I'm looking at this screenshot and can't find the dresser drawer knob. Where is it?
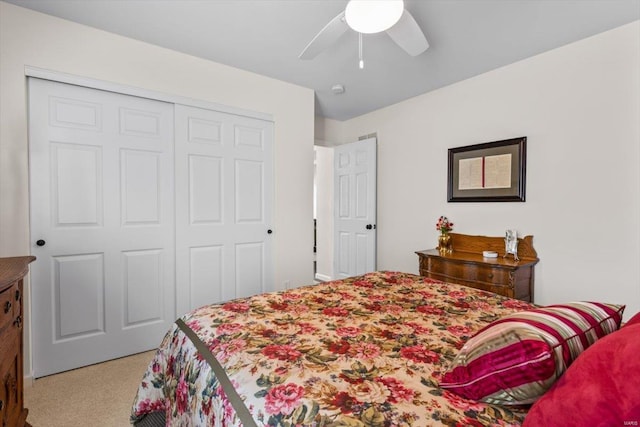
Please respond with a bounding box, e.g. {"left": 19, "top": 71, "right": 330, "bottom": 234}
{"left": 15, "top": 289, "right": 21, "bottom": 301}
{"left": 14, "top": 316, "right": 22, "bottom": 329}
{"left": 0, "top": 399, "right": 3, "bottom": 410}
{"left": 3, "top": 301, "right": 10, "bottom": 314}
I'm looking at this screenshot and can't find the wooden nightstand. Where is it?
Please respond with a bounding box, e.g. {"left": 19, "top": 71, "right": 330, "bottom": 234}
{"left": 0, "top": 256, "right": 35, "bottom": 427}
{"left": 416, "top": 233, "right": 539, "bottom": 302}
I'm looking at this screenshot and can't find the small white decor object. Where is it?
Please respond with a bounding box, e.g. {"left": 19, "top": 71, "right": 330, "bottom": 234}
{"left": 482, "top": 251, "right": 498, "bottom": 258}
{"left": 504, "top": 229, "right": 519, "bottom": 261}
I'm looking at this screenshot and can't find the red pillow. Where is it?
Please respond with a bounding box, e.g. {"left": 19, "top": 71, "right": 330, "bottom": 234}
{"left": 623, "top": 311, "right": 640, "bottom": 327}
{"left": 438, "top": 302, "right": 624, "bottom": 405}
{"left": 523, "top": 323, "right": 640, "bottom": 427}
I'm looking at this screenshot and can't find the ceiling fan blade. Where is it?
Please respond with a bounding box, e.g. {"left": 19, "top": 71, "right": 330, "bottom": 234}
{"left": 299, "top": 11, "right": 348, "bottom": 60}
{"left": 385, "top": 9, "right": 429, "bottom": 56}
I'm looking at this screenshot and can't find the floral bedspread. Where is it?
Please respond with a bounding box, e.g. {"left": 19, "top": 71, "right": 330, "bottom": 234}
{"left": 131, "top": 271, "right": 534, "bottom": 426}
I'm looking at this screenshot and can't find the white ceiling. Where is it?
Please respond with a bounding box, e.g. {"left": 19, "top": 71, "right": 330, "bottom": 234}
{"left": 6, "top": 0, "right": 639, "bottom": 120}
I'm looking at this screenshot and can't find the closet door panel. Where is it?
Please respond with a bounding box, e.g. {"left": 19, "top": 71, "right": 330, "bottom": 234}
{"left": 29, "top": 78, "right": 175, "bottom": 377}
{"left": 175, "top": 105, "right": 273, "bottom": 315}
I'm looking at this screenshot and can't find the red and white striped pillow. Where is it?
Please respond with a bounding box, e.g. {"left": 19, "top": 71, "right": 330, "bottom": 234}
{"left": 438, "top": 302, "right": 625, "bottom": 405}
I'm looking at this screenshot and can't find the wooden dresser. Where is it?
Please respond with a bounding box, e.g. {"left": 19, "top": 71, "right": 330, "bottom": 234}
{"left": 0, "top": 256, "right": 35, "bottom": 427}
{"left": 416, "top": 233, "right": 539, "bottom": 302}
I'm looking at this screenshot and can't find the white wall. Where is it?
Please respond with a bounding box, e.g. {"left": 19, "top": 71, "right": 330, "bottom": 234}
{"left": 317, "top": 21, "right": 640, "bottom": 320}
{"left": 0, "top": 2, "right": 315, "bottom": 375}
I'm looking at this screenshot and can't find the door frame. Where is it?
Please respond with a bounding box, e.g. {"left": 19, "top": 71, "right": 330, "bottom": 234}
{"left": 25, "top": 66, "right": 273, "bottom": 122}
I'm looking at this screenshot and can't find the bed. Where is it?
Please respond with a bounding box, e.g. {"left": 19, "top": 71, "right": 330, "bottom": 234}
{"left": 130, "top": 271, "right": 634, "bottom": 426}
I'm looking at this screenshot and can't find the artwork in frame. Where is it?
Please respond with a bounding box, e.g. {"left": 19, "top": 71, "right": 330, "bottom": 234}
{"left": 447, "top": 137, "right": 527, "bottom": 202}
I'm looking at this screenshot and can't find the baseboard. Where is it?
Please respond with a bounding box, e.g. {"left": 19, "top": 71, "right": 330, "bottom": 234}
{"left": 23, "top": 374, "right": 34, "bottom": 388}
{"left": 315, "top": 273, "right": 332, "bottom": 282}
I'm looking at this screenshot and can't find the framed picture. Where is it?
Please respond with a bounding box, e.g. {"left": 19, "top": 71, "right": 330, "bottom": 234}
{"left": 448, "top": 137, "right": 526, "bottom": 202}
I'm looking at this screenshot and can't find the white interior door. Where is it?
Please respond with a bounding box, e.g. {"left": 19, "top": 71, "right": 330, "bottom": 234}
{"left": 175, "top": 104, "right": 274, "bottom": 316}
{"left": 29, "top": 78, "right": 175, "bottom": 377}
{"left": 333, "top": 138, "right": 377, "bottom": 279}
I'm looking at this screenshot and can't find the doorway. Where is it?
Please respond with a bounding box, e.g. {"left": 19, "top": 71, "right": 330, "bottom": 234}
{"left": 313, "top": 137, "right": 377, "bottom": 282}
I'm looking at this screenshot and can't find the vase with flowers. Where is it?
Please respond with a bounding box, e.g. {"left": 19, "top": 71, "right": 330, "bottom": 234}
{"left": 436, "top": 216, "right": 454, "bottom": 254}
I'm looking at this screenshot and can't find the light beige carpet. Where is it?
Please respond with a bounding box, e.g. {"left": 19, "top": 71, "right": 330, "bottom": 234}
{"left": 24, "top": 351, "right": 155, "bottom": 427}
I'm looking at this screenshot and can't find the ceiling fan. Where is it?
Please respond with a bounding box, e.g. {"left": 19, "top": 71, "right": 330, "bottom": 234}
{"left": 298, "top": 0, "right": 429, "bottom": 64}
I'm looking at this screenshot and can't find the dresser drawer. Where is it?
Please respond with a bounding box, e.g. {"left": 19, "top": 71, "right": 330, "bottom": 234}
{"left": 475, "top": 266, "right": 511, "bottom": 286}
{"left": 424, "top": 257, "right": 468, "bottom": 279}
{"left": 0, "top": 282, "right": 17, "bottom": 333}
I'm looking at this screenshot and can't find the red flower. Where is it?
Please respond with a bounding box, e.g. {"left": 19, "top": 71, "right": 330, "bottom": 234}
{"left": 400, "top": 345, "right": 440, "bottom": 364}
{"left": 281, "top": 292, "right": 302, "bottom": 300}
{"left": 453, "top": 300, "right": 470, "bottom": 309}
{"left": 262, "top": 344, "right": 302, "bottom": 361}
{"left": 379, "top": 329, "right": 395, "bottom": 340}
{"left": 134, "top": 398, "right": 165, "bottom": 416}
{"left": 264, "top": 383, "right": 305, "bottom": 416}
{"left": 328, "top": 340, "right": 351, "bottom": 354}
{"left": 222, "top": 301, "right": 250, "bottom": 312}
{"left": 261, "top": 328, "right": 277, "bottom": 338}
{"left": 270, "top": 301, "right": 289, "bottom": 310}
{"left": 436, "top": 216, "right": 454, "bottom": 233}
{"left": 448, "top": 290, "right": 467, "bottom": 298}
{"left": 405, "top": 322, "right": 432, "bottom": 335}
{"left": 331, "top": 391, "right": 358, "bottom": 414}
{"left": 322, "top": 307, "right": 349, "bottom": 317}
{"left": 456, "top": 418, "right": 485, "bottom": 427}
{"left": 444, "top": 390, "right": 485, "bottom": 412}
{"left": 337, "top": 292, "right": 355, "bottom": 300}
{"left": 364, "top": 303, "right": 382, "bottom": 312}
{"left": 353, "top": 280, "right": 374, "bottom": 288}
{"left": 417, "top": 305, "right": 444, "bottom": 315}
{"left": 378, "top": 377, "right": 415, "bottom": 403}
{"left": 335, "top": 326, "right": 361, "bottom": 337}
{"left": 216, "top": 322, "right": 243, "bottom": 336}
{"left": 503, "top": 299, "right": 532, "bottom": 310}
{"left": 175, "top": 373, "right": 189, "bottom": 414}
{"left": 447, "top": 325, "right": 472, "bottom": 336}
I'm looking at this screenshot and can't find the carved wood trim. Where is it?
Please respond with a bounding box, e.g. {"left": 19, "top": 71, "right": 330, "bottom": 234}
{"left": 447, "top": 233, "right": 538, "bottom": 261}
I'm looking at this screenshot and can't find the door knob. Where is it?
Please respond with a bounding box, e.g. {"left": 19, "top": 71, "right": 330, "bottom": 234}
{"left": 366, "top": 224, "right": 373, "bottom": 230}
{"left": 267, "top": 229, "right": 273, "bottom": 234}
{"left": 36, "top": 239, "right": 46, "bottom": 246}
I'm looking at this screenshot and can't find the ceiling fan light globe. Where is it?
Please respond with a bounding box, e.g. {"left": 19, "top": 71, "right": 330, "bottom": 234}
{"left": 345, "top": 0, "right": 404, "bottom": 34}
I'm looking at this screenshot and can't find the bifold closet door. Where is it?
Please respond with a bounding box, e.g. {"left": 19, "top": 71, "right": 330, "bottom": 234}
{"left": 29, "top": 78, "right": 175, "bottom": 377}
{"left": 174, "top": 104, "right": 274, "bottom": 316}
